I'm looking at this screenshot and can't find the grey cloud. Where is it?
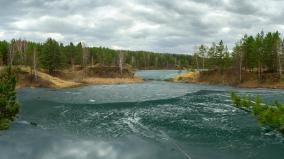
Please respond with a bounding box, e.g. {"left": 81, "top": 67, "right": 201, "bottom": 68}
{"left": 225, "top": 1, "right": 258, "bottom": 15}
{"left": 0, "top": 0, "right": 284, "bottom": 53}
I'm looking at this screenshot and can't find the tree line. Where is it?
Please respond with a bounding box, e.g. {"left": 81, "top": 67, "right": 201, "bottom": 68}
{"left": 1, "top": 31, "right": 283, "bottom": 80}
{"left": 0, "top": 38, "right": 193, "bottom": 75}
{"left": 194, "top": 31, "right": 284, "bottom": 82}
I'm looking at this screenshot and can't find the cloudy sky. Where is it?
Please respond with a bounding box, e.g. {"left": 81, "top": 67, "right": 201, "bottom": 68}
{"left": 0, "top": 0, "right": 283, "bottom": 53}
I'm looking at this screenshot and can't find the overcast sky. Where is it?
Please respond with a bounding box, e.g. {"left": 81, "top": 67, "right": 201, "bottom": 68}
{"left": 0, "top": 0, "right": 283, "bottom": 54}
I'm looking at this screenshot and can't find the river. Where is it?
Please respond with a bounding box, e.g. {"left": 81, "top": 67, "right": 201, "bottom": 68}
{"left": 0, "top": 70, "right": 284, "bottom": 159}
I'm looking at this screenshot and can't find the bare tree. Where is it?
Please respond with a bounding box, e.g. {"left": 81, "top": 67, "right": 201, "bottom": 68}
{"left": 143, "top": 53, "right": 147, "bottom": 69}
{"left": 193, "top": 46, "right": 199, "bottom": 70}
{"left": 239, "top": 49, "right": 243, "bottom": 83}
{"left": 131, "top": 56, "right": 135, "bottom": 66}
{"left": 118, "top": 50, "right": 124, "bottom": 76}
{"left": 81, "top": 42, "right": 90, "bottom": 67}
{"left": 81, "top": 42, "right": 90, "bottom": 78}
{"left": 33, "top": 47, "right": 38, "bottom": 81}
{"left": 198, "top": 45, "right": 207, "bottom": 70}
{"left": 277, "top": 38, "right": 283, "bottom": 78}
{"left": 194, "top": 53, "right": 199, "bottom": 70}
{"left": 16, "top": 39, "right": 27, "bottom": 65}
{"left": 155, "top": 56, "right": 158, "bottom": 68}
{"left": 8, "top": 39, "right": 28, "bottom": 66}
{"left": 9, "top": 39, "right": 16, "bottom": 66}
{"left": 91, "top": 54, "right": 94, "bottom": 67}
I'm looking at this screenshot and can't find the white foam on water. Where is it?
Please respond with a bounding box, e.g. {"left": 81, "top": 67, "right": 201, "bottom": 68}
{"left": 213, "top": 108, "right": 229, "bottom": 113}
{"left": 89, "top": 99, "right": 96, "bottom": 102}
{"left": 61, "top": 110, "right": 69, "bottom": 117}
{"left": 202, "top": 117, "right": 211, "bottom": 122}
{"left": 65, "top": 91, "right": 81, "bottom": 95}
{"left": 123, "top": 117, "right": 139, "bottom": 133}
{"left": 15, "top": 120, "right": 30, "bottom": 125}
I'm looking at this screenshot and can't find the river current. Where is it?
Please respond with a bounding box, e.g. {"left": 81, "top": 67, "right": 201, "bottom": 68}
{"left": 0, "top": 70, "right": 284, "bottom": 159}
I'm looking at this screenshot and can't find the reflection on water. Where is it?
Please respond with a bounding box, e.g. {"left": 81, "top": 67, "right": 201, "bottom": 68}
{"left": 1, "top": 70, "right": 284, "bottom": 159}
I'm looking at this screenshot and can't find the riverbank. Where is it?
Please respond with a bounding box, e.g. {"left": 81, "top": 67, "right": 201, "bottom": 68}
{"left": 4, "top": 70, "right": 284, "bottom": 159}
{"left": 173, "top": 70, "right": 284, "bottom": 89}
{"left": 15, "top": 66, "right": 143, "bottom": 89}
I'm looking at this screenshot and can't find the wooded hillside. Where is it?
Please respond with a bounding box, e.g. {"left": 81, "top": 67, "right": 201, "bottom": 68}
{"left": 0, "top": 38, "right": 193, "bottom": 75}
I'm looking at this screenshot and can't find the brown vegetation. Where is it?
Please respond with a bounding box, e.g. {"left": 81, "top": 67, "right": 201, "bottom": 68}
{"left": 173, "top": 72, "right": 199, "bottom": 82}
{"left": 174, "top": 69, "right": 284, "bottom": 89}
{"left": 15, "top": 66, "right": 142, "bottom": 89}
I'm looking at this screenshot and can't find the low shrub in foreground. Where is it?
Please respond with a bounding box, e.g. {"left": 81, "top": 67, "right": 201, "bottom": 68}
{"left": 230, "top": 92, "right": 284, "bottom": 134}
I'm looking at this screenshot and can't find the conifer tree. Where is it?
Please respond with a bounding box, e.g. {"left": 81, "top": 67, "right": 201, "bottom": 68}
{"left": 39, "top": 38, "right": 62, "bottom": 74}
{"left": 0, "top": 66, "right": 19, "bottom": 130}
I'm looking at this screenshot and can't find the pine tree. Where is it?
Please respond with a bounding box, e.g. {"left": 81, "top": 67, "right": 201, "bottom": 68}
{"left": 0, "top": 66, "right": 19, "bottom": 130}
{"left": 39, "top": 38, "right": 62, "bottom": 74}
{"left": 198, "top": 45, "right": 207, "bottom": 69}
{"left": 0, "top": 41, "right": 9, "bottom": 65}
{"left": 216, "top": 40, "right": 225, "bottom": 70}
{"left": 232, "top": 42, "right": 243, "bottom": 82}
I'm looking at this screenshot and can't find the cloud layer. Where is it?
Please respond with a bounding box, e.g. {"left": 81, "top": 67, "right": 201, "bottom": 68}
{"left": 0, "top": 0, "right": 284, "bottom": 53}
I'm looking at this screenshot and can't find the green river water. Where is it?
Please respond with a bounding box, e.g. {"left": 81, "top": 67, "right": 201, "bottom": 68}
{"left": 0, "top": 70, "right": 284, "bottom": 159}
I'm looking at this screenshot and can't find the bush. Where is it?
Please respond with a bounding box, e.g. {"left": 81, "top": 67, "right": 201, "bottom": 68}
{"left": 241, "top": 96, "right": 250, "bottom": 108}
{"left": 230, "top": 92, "right": 241, "bottom": 107}
{"left": 279, "top": 116, "right": 284, "bottom": 133}
{"left": 253, "top": 96, "right": 261, "bottom": 115}
{"left": 0, "top": 118, "right": 9, "bottom": 130}
{"left": 230, "top": 92, "right": 284, "bottom": 134}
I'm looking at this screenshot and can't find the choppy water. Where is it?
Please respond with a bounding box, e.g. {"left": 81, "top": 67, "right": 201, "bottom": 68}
{"left": 1, "top": 70, "right": 284, "bottom": 159}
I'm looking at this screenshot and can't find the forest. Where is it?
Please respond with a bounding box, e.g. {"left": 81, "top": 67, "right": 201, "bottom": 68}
{"left": 0, "top": 31, "right": 284, "bottom": 83}
{"left": 193, "top": 31, "right": 284, "bottom": 83}
{"left": 0, "top": 38, "right": 192, "bottom": 74}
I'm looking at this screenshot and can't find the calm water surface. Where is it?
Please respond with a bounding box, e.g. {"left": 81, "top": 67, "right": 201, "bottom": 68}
{"left": 0, "top": 70, "right": 284, "bottom": 159}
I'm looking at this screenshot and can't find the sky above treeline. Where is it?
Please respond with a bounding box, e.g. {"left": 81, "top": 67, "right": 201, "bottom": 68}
{"left": 0, "top": 0, "right": 283, "bottom": 54}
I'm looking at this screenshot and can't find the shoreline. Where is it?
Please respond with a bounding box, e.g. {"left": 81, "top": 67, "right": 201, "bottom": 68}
{"left": 172, "top": 72, "right": 284, "bottom": 90}
{"left": 173, "top": 79, "right": 284, "bottom": 90}
{"left": 16, "top": 77, "right": 144, "bottom": 89}
{"left": 15, "top": 67, "right": 144, "bottom": 89}
{"left": 197, "top": 81, "right": 284, "bottom": 90}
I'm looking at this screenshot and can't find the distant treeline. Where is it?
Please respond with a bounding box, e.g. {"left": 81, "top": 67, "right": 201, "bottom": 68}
{"left": 1, "top": 31, "right": 284, "bottom": 79}
{"left": 0, "top": 38, "right": 193, "bottom": 74}
{"left": 194, "top": 31, "right": 284, "bottom": 82}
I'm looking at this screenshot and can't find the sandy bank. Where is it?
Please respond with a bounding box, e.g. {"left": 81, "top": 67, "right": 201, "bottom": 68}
{"left": 173, "top": 71, "right": 284, "bottom": 90}
{"left": 80, "top": 77, "right": 143, "bottom": 85}
{"left": 239, "top": 81, "right": 284, "bottom": 89}
{"left": 16, "top": 67, "right": 143, "bottom": 89}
